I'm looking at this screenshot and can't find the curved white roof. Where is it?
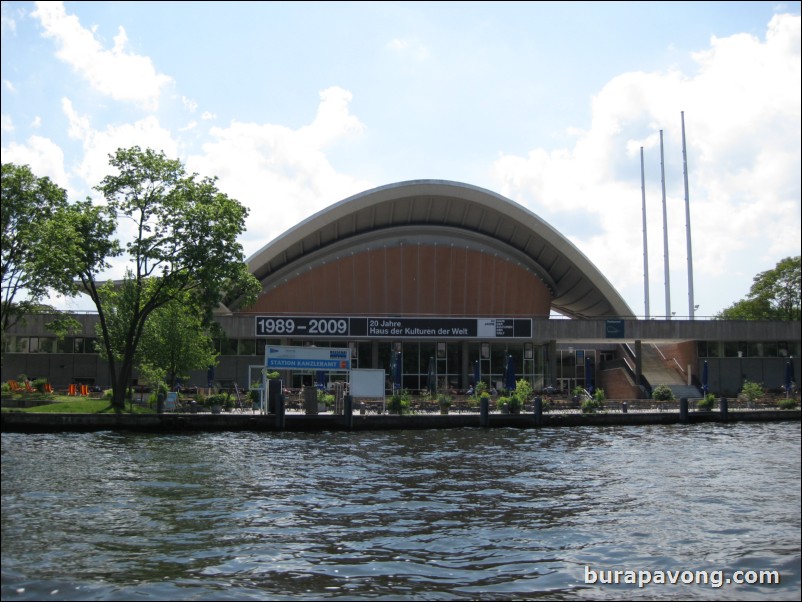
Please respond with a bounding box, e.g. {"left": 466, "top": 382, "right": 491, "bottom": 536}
{"left": 245, "top": 180, "right": 634, "bottom": 319}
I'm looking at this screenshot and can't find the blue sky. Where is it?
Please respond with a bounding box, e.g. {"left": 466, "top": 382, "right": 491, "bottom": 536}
{"left": 2, "top": 1, "right": 800, "bottom": 318}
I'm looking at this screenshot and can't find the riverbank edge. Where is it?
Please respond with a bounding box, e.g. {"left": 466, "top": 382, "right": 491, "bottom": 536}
{"left": 2, "top": 409, "right": 799, "bottom": 433}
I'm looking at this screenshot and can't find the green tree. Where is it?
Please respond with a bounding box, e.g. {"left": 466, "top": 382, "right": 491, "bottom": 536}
{"left": 48, "top": 147, "right": 260, "bottom": 409}
{"left": 1, "top": 163, "right": 69, "bottom": 351}
{"left": 716, "top": 256, "right": 801, "bottom": 321}
{"left": 510, "top": 378, "right": 533, "bottom": 413}
{"left": 135, "top": 293, "right": 220, "bottom": 388}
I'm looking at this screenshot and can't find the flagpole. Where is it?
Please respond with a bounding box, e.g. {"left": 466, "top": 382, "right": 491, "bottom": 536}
{"left": 660, "top": 130, "right": 671, "bottom": 319}
{"left": 681, "top": 111, "right": 695, "bottom": 320}
{"left": 641, "top": 146, "right": 650, "bottom": 319}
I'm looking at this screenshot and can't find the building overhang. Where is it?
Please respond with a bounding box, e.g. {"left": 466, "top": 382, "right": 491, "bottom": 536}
{"left": 242, "top": 180, "right": 635, "bottom": 319}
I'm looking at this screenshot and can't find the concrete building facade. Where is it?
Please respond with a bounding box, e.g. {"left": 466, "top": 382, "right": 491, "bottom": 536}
{"left": 2, "top": 180, "right": 799, "bottom": 398}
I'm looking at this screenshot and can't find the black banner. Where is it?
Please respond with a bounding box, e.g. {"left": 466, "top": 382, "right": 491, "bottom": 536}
{"left": 256, "top": 316, "right": 532, "bottom": 339}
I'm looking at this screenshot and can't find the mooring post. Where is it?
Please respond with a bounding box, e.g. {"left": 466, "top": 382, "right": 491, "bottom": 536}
{"left": 534, "top": 396, "right": 542, "bottom": 426}
{"left": 276, "top": 392, "right": 286, "bottom": 431}
{"left": 343, "top": 394, "right": 353, "bottom": 430}
{"left": 480, "top": 396, "right": 489, "bottom": 427}
{"left": 679, "top": 397, "right": 689, "bottom": 423}
{"left": 719, "top": 396, "right": 728, "bottom": 422}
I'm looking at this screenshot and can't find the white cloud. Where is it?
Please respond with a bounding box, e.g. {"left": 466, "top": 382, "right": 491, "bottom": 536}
{"left": 1, "top": 2, "right": 18, "bottom": 34}
{"left": 386, "top": 37, "right": 430, "bottom": 60}
{"left": 0, "top": 135, "right": 71, "bottom": 192}
{"left": 187, "top": 86, "right": 371, "bottom": 259}
{"left": 492, "top": 13, "right": 801, "bottom": 315}
{"left": 60, "top": 97, "right": 179, "bottom": 189}
{"left": 3, "top": 79, "right": 16, "bottom": 93}
{"left": 201, "top": 111, "right": 216, "bottom": 121}
{"left": 182, "top": 96, "right": 198, "bottom": 113}
{"left": 1, "top": 114, "right": 13, "bottom": 132}
{"left": 31, "top": 1, "right": 172, "bottom": 111}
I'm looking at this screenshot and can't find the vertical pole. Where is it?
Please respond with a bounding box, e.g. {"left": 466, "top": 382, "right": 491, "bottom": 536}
{"left": 276, "top": 390, "right": 285, "bottom": 431}
{"left": 641, "top": 146, "right": 650, "bottom": 319}
{"left": 660, "top": 130, "right": 671, "bottom": 319}
{"left": 343, "top": 394, "right": 353, "bottom": 430}
{"left": 681, "top": 111, "right": 695, "bottom": 320}
{"left": 679, "top": 397, "right": 688, "bottom": 423}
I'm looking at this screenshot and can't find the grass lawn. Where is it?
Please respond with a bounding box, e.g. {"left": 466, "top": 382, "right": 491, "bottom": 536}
{"left": 1, "top": 393, "right": 154, "bottom": 414}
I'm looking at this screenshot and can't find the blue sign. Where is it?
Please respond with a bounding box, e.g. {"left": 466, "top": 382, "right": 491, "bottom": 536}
{"left": 265, "top": 346, "right": 351, "bottom": 371}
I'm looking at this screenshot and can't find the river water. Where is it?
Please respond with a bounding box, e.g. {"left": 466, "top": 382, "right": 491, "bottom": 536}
{"left": 1, "top": 422, "right": 800, "bottom": 601}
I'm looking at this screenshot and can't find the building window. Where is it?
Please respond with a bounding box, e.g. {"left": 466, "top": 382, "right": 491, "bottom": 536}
{"left": 238, "top": 339, "right": 256, "bottom": 356}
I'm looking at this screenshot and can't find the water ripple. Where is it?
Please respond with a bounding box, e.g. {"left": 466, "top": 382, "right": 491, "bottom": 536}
{"left": 2, "top": 423, "right": 800, "bottom": 600}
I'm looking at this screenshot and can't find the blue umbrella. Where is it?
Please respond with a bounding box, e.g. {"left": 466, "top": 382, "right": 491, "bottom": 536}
{"left": 316, "top": 370, "right": 327, "bottom": 390}
{"left": 393, "top": 352, "right": 402, "bottom": 392}
{"left": 701, "top": 360, "right": 709, "bottom": 395}
{"left": 585, "top": 356, "right": 593, "bottom": 394}
{"left": 473, "top": 360, "right": 480, "bottom": 389}
{"left": 785, "top": 360, "right": 793, "bottom": 397}
{"left": 207, "top": 365, "right": 215, "bottom": 388}
{"left": 505, "top": 355, "right": 516, "bottom": 392}
{"left": 427, "top": 357, "right": 437, "bottom": 394}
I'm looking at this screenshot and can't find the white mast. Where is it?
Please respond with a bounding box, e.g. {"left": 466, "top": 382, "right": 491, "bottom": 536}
{"left": 641, "top": 146, "right": 650, "bottom": 319}
{"left": 660, "top": 130, "right": 671, "bottom": 319}
{"left": 681, "top": 111, "right": 695, "bottom": 320}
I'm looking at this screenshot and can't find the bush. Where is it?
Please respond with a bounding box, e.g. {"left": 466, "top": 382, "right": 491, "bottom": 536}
{"left": 388, "top": 389, "right": 411, "bottom": 414}
{"left": 205, "top": 393, "right": 228, "bottom": 408}
{"left": 652, "top": 385, "right": 675, "bottom": 401}
{"left": 496, "top": 395, "right": 511, "bottom": 411}
{"left": 740, "top": 381, "right": 764, "bottom": 404}
{"left": 581, "top": 397, "right": 604, "bottom": 413}
{"left": 697, "top": 393, "right": 716, "bottom": 411}
{"left": 778, "top": 398, "right": 798, "bottom": 410}
{"left": 317, "top": 389, "right": 335, "bottom": 408}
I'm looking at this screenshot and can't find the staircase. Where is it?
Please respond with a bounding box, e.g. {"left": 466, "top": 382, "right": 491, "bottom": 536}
{"left": 641, "top": 344, "right": 703, "bottom": 400}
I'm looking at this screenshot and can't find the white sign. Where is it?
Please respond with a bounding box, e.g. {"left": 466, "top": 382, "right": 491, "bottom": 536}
{"left": 265, "top": 345, "right": 351, "bottom": 371}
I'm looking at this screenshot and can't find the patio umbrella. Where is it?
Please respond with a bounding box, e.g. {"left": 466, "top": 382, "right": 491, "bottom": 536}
{"left": 701, "top": 360, "right": 709, "bottom": 395}
{"left": 393, "top": 352, "right": 402, "bottom": 392}
{"left": 207, "top": 365, "right": 215, "bottom": 388}
{"left": 505, "top": 355, "right": 516, "bottom": 392}
{"left": 316, "top": 370, "right": 327, "bottom": 390}
{"left": 427, "top": 356, "right": 437, "bottom": 395}
{"left": 473, "top": 360, "right": 480, "bottom": 389}
{"left": 785, "top": 360, "right": 793, "bottom": 397}
{"left": 585, "top": 356, "right": 593, "bottom": 394}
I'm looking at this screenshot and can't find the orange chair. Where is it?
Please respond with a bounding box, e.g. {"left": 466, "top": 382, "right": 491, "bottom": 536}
{"left": 80, "top": 384, "right": 89, "bottom": 396}
{"left": 44, "top": 383, "right": 53, "bottom": 393}
{"left": 8, "top": 380, "right": 22, "bottom": 393}
{"left": 68, "top": 384, "right": 77, "bottom": 396}
{"left": 24, "top": 381, "right": 35, "bottom": 393}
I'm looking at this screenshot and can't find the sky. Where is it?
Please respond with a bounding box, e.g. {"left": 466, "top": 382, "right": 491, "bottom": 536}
{"left": 2, "top": 1, "right": 800, "bottom": 319}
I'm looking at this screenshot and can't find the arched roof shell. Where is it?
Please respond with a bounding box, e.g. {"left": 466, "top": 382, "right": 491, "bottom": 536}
{"left": 245, "top": 180, "right": 634, "bottom": 319}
